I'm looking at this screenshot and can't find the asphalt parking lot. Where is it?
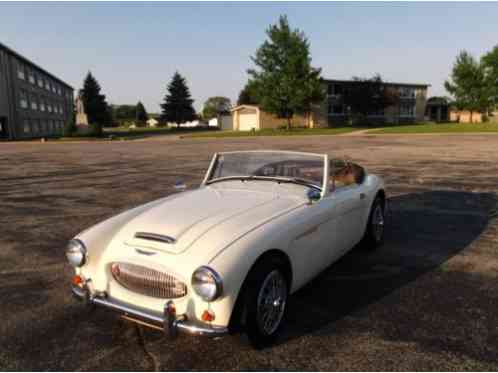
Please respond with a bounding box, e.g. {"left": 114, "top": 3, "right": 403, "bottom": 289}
{"left": 1, "top": 134, "right": 497, "bottom": 371}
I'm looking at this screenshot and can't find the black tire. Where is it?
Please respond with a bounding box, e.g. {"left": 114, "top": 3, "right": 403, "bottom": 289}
{"left": 244, "top": 257, "right": 289, "bottom": 349}
{"left": 361, "top": 196, "right": 385, "bottom": 249}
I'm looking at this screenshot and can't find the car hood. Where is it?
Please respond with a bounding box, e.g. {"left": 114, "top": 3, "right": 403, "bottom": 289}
{"left": 109, "top": 183, "right": 306, "bottom": 257}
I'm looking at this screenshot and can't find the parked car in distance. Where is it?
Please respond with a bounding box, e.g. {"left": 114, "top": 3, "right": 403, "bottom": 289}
{"left": 67, "top": 150, "right": 386, "bottom": 348}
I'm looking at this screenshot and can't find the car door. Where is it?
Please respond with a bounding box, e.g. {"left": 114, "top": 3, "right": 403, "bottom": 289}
{"left": 331, "top": 183, "right": 368, "bottom": 253}
{"left": 287, "top": 196, "right": 342, "bottom": 287}
{"left": 317, "top": 160, "right": 369, "bottom": 260}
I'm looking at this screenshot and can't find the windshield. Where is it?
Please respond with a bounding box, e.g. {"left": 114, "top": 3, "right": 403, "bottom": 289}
{"left": 206, "top": 151, "right": 326, "bottom": 189}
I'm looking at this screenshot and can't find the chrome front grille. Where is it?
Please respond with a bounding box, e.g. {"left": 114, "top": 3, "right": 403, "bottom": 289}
{"left": 110, "top": 262, "right": 187, "bottom": 299}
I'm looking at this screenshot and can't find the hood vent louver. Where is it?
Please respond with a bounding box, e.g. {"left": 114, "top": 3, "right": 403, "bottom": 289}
{"left": 134, "top": 232, "right": 176, "bottom": 244}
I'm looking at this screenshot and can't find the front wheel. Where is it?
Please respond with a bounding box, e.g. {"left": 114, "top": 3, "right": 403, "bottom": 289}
{"left": 244, "top": 259, "right": 289, "bottom": 349}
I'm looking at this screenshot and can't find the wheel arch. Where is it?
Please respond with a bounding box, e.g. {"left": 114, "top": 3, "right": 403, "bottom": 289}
{"left": 227, "top": 248, "right": 292, "bottom": 333}
{"left": 377, "top": 188, "right": 386, "bottom": 208}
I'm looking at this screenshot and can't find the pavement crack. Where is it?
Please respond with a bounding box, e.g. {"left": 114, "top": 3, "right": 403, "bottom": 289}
{"left": 135, "top": 325, "right": 161, "bottom": 371}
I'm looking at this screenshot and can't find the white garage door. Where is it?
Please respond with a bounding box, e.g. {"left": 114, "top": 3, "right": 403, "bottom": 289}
{"left": 239, "top": 113, "right": 258, "bottom": 131}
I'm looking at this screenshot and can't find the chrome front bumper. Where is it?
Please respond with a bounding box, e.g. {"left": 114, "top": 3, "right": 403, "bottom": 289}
{"left": 71, "top": 281, "right": 228, "bottom": 338}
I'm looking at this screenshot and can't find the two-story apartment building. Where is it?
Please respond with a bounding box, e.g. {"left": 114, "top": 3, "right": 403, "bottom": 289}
{"left": 315, "top": 79, "right": 430, "bottom": 126}
{"left": 0, "top": 42, "right": 74, "bottom": 140}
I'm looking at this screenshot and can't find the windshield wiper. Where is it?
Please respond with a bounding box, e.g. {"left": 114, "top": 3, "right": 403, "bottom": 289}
{"left": 206, "top": 175, "right": 259, "bottom": 185}
{"left": 271, "top": 177, "right": 321, "bottom": 190}
{"left": 206, "top": 175, "right": 321, "bottom": 190}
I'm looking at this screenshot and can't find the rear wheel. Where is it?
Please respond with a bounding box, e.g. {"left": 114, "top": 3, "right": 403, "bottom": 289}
{"left": 361, "top": 196, "right": 385, "bottom": 249}
{"left": 244, "top": 258, "right": 289, "bottom": 349}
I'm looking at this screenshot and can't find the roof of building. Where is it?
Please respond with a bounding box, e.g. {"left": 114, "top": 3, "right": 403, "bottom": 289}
{"left": 322, "top": 78, "right": 430, "bottom": 88}
{"left": 0, "top": 41, "right": 73, "bottom": 90}
{"left": 230, "top": 104, "right": 259, "bottom": 112}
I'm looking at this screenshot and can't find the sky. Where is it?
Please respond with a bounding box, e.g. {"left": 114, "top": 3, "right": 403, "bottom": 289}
{"left": 1, "top": 2, "right": 497, "bottom": 113}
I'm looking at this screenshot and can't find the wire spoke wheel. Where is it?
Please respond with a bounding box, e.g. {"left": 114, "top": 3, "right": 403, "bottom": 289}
{"left": 372, "top": 203, "right": 384, "bottom": 242}
{"left": 256, "top": 270, "right": 287, "bottom": 336}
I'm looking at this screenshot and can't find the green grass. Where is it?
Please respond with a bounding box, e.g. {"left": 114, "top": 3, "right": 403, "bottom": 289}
{"left": 369, "top": 122, "right": 498, "bottom": 134}
{"left": 182, "top": 127, "right": 364, "bottom": 138}
{"left": 45, "top": 126, "right": 217, "bottom": 142}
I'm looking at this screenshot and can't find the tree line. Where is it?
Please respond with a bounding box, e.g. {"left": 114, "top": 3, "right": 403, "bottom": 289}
{"left": 75, "top": 16, "right": 497, "bottom": 135}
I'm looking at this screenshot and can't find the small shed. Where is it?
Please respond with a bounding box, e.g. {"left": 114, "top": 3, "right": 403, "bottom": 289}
{"left": 230, "top": 105, "right": 314, "bottom": 131}
{"left": 147, "top": 118, "right": 159, "bottom": 127}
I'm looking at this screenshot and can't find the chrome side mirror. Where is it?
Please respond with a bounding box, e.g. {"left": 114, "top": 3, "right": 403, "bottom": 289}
{"left": 307, "top": 189, "right": 321, "bottom": 204}
{"left": 174, "top": 180, "right": 187, "bottom": 192}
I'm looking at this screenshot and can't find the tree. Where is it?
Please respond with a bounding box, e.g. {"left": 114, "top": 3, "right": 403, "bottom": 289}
{"left": 248, "top": 15, "right": 324, "bottom": 130}
{"left": 202, "top": 96, "right": 231, "bottom": 120}
{"left": 79, "top": 72, "right": 111, "bottom": 135}
{"left": 342, "top": 74, "right": 399, "bottom": 125}
{"left": 237, "top": 81, "right": 259, "bottom": 105}
{"left": 160, "top": 72, "right": 196, "bottom": 127}
{"left": 135, "top": 101, "right": 148, "bottom": 123}
{"left": 444, "top": 51, "right": 488, "bottom": 121}
{"left": 482, "top": 45, "right": 498, "bottom": 113}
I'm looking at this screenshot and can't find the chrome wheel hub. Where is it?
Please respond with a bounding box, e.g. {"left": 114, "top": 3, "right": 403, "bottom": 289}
{"left": 372, "top": 204, "right": 385, "bottom": 242}
{"left": 257, "top": 270, "right": 287, "bottom": 336}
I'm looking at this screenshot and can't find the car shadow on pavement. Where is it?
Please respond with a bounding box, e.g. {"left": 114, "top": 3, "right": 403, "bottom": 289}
{"left": 279, "top": 190, "right": 495, "bottom": 345}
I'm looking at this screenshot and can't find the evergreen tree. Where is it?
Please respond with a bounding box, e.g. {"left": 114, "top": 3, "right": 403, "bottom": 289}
{"left": 248, "top": 15, "right": 324, "bottom": 129}
{"left": 79, "top": 72, "right": 111, "bottom": 134}
{"left": 135, "top": 101, "right": 148, "bottom": 123}
{"left": 160, "top": 72, "right": 196, "bottom": 127}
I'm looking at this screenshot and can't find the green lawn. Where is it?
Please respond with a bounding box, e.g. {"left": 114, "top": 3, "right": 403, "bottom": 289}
{"left": 369, "top": 122, "right": 498, "bottom": 134}
{"left": 183, "top": 127, "right": 364, "bottom": 138}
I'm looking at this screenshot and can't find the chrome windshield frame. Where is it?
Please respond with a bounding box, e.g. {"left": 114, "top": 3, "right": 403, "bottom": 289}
{"left": 201, "top": 151, "right": 330, "bottom": 198}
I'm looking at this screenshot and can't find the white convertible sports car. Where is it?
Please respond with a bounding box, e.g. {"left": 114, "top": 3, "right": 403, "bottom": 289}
{"left": 67, "top": 150, "right": 386, "bottom": 348}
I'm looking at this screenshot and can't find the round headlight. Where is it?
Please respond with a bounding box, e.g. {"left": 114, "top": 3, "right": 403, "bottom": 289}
{"left": 66, "top": 239, "right": 87, "bottom": 267}
{"left": 191, "top": 266, "right": 223, "bottom": 302}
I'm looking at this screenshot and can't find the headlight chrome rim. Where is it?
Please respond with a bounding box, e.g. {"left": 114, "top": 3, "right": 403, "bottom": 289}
{"left": 66, "top": 239, "right": 87, "bottom": 267}
{"left": 191, "top": 266, "right": 223, "bottom": 302}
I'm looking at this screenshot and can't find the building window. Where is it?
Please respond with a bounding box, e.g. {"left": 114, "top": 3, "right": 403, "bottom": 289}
{"left": 399, "top": 104, "right": 415, "bottom": 117}
{"left": 45, "top": 80, "right": 51, "bottom": 91}
{"left": 328, "top": 104, "right": 345, "bottom": 116}
{"left": 37, "top": 76, "right": 44, "bottom": 88}
{"left": 40, "top": 119, "right": 47, "bottom": 134}
{"left": 31, "top": 119, "right": 39, "bottom": 135}
{"left": 30, "top": 96, "right": 38, "bottom": 111}
{"left": 23, "top": 119, "right": 30, "bottom": 134}
{"left": 28, "top": 70, "right": 36, "bottom": 85}
{"left": 28, "top": 71, "right": 35, "bottom": 85}
{"left": 368, "top": 108, "right": 385, "bottom": 117}
{"left": 399, "top": 87, "right": 416, "bottom": 99}
{"left": 19, "top": 90, "right": 28, "bottom": 109}
{"left": 60, "top": 105, "right": 64, "bottom": 115}
{"left": 328, "top": 83, "right": 343, "bottom": 97}
{"left": 40, "top": 100, "right": 46, "bottom": 112}
{"left": 47, "top": 103, "right": 52, "bottom": 113}
{"left": 57, "top": 86, "right": 62, "bottom": 95}
{"left": 17, "top": 63, "right": 25, "bottom": 80}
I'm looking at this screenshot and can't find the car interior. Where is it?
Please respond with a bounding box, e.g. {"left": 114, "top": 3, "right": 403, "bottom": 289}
{"left": 331, "top": 160, "right": 365, "bottom": 190}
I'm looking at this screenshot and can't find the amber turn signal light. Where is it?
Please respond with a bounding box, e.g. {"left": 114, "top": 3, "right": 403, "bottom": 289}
{"left": 72, "top": 275, "right": 84, "bottom": 286}
{"left": 201, "top": 309, "right": 215, "bottom": 322}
